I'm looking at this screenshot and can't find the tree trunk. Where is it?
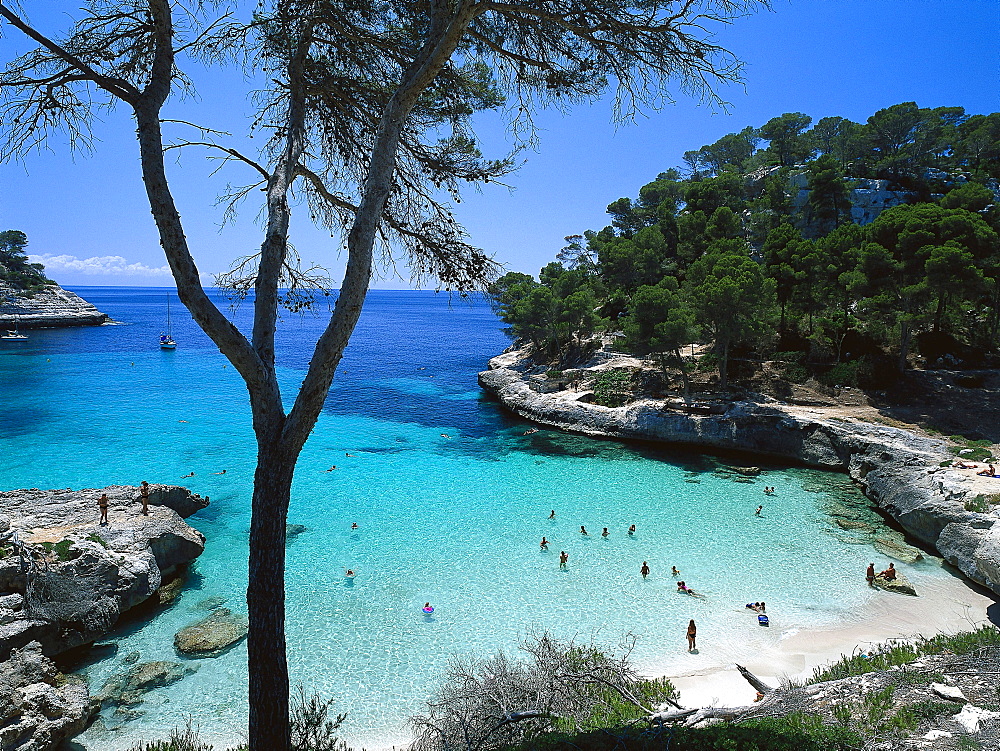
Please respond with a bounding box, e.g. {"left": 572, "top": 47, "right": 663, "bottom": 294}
{"left": 898, "top": 320, "right": 912, "bottom": 373}
{"left": 719, "top": 339, "right": 729, "bottom": 391}
{"left": 673, "top": 348, "right": 691, "bottom": 402}
{"left": 247, "top": 437, "right": 297, "bottom": 751}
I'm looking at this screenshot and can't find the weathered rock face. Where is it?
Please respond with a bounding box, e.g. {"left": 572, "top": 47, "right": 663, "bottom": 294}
{"left": 0, "top": 282, "right": 108, "bottom": 329}
{"left": 0, "top": 485, "right": 207, "bottom": 660}
{"left": 872, "top": 571, "right": 918, "bottom": 596}
{"left": 479, "top": 349, "right": 1000, "bottom": 598}
{"left": 174, "top": 607, "right": 248, "bottom": 656}
{"left": 0, "top": 641, "right": 94, "bottom": 751}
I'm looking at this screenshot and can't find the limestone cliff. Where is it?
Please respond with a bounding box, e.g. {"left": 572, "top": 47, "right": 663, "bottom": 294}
{"left": 479, "top": 349, "right": 1000, "bottom": 598}
{"left": 0, "top": 281, "right": 109, "bottom": 329}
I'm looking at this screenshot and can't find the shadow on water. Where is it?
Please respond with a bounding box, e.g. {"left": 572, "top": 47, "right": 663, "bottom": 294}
{"left": 0, "top": 406, "right": 48, "bottom": 439}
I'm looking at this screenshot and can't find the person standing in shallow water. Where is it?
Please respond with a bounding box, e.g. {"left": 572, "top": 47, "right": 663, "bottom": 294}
{"left": 686, "top": 619, "right": 697, "bottom": 651}
{"left": 641, "top": 561, "right": 650, "bottom": 579}
{"left": 139, "top": 481, "right": 149, "bottom": 516}
{"left": 559, "top": 551, "right": 568, "bottom": 568}
{"left": 98, "top": 493, "right": 109, "bottom": 526}
{"left": 866, "top": 563, "right": 876, "bottom": 586}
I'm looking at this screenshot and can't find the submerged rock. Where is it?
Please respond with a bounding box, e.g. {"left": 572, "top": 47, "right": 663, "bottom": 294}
{"left": 873, "top": 537, "right": 924, "bottom": 564}
{"left": 157, "top": 576, "right": 185, "bottom": 605}
{"left": 95, "top": 660, "right": 197, "bottom": 708}
{"left": 835, "top": 518, "right": 875, "bottom": 533}
{"left": 873, "top": 571, "right": 918, "bottom": 596}
{"left": 174, "top": 607, "right": 248, "bottom": 656}
{"left": 286, "top": 523, "right": 308, "bottom": 540}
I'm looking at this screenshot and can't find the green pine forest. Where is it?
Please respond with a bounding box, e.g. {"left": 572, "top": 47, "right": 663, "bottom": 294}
{"left": 488, "top": 103, "right": 1000, "bottom": 395}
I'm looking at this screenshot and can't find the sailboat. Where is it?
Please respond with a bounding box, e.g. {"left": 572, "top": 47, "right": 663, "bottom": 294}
{"left": 1, "top": 313, "right": 28, "bottom": 340}
{"left": 159, "top": 294, "right": 177, "bottom": 349}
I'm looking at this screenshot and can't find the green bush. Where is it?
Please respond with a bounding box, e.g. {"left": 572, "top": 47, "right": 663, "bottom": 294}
{"left": 39, "top": 539, "right": 76, "bottom": 562}
{"left": 818, "top": 361, "right": 858, "bottom": 388}
{"left": 696, "top": 352, "right": 719, "bottom": 372}
{"left": 593, "top": 368, "right": 635, "bottom": 407}
{"left": 783, "top": 363, "right": 810, "bottom": 384}
{"left": 546, "top": 369, "right": 564, "bottom": 379}
{"left": 86, "top": 533, "right": 108, "bottom": 548}
{"left": 965, "top": 495, "right": 991, "bottom": 513}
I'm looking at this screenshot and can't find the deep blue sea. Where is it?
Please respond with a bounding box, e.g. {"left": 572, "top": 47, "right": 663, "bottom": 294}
{"left": 0, "top": 288, "right": 963, "bottom": 749}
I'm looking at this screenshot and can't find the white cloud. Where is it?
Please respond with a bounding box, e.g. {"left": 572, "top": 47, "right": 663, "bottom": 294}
{"left": 28, "top": 253, "right": 172, "bottom": 277}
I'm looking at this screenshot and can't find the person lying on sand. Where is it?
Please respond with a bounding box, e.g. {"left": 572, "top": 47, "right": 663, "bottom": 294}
{"left": 953, "top": 460, "right": 977, "bottom": 469}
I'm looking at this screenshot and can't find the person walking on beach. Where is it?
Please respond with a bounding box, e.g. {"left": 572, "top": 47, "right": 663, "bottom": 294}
{"left": 139, "top": 481, "right": 149, "bottom": 516}
{"left": 641, "top": 561, "right": 650, "bottom": 580}
{"left": 686, "top": 619, "right": 697, "bottom": 652}
{"left": 559, "top": 551, "right": 568, "bottom": 568}
{"left": 866, "top": 563, "right": 876, "bottom": 586}
{"left": 98, "top": 493, "right": 109, "bottom": 526}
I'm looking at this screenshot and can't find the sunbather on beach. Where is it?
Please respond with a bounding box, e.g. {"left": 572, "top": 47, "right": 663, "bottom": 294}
{"left": 977, "top": 464, "right": 996, "bottom": 477}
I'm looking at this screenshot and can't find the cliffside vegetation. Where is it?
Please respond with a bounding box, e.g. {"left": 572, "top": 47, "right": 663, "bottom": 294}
{"left": 489, "top": 103, "right": 1000, "bottom": 390}
{"left": 0, "top": 229, "right": 51, "bottom": 293}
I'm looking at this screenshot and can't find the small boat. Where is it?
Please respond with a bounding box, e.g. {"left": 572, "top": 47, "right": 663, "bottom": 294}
{"left": 1, "top": 314, "right": 27, "bottom": 340}
{"left": 160, "top": 294, "right": 176, "bottom": 350}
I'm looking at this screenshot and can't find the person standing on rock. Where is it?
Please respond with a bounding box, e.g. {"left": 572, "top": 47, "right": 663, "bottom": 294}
{"left": 139, "top": 481, "right": 150, "bottom": 516}
{"left": 98, "top": 493, "right": 109, "bottom": 526}
{"left": 866, "top": 563, "right": 876, "bottom": 586}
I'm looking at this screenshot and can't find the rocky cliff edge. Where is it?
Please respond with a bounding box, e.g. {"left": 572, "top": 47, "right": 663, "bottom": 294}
{"left": 479, "top": 349, "right": 1000, "bottom": 598}
{"left": 0, "top": 282, "right": 109, "bottom": 329}
{"left": 0, "top": 484, "right": 208, "bottom": 660}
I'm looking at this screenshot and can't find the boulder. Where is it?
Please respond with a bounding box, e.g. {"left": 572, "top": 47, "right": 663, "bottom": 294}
{"left": 95, "top": 660, "right": 197, "bottom": 707}
{"left": 0, "top": 641, "right": 94, "bottom": 751}
{"left": 157, "top": 576, "right": 185, "bottom": 605}
{"left": 872, "top": 571, "right": 917, "bottom": 596}
{"left": 174, "top": 608, "right": 248, "bottom": 656}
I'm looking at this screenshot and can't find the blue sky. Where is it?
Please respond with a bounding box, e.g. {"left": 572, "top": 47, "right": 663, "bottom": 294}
{"left": 1, "top": 0, "right": 998, "bottom": 287}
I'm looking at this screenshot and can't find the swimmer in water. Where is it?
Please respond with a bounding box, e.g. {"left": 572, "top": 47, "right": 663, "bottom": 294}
{"left": 346, "top": 453, "right": 355, "bottom": 457}
{"left": 548, "top": 510, "right": 556, "bottom": 519}
{"left": 440, "top": 433, "right": 451, "bottom": 439}
{"left": 580, "top": 525, "right": 588, "bottom": 535}
{"left": 181, "top": 472, "right": 195, "bottom": 479}
{"left": 671, "top": 566, "right": 680, "bottom": 576}
{"left": 559, "top": 551, "right": 568, "bottom": 568}
{"left": 641, "top": 561, "right": 650, "bottom": 579}
{"left": 628, "top": 524, "right": 636, "bottom": 535}
{"left": 351, "top": 523, "right": 358, "bottom": 530}
{"left": 345, "top": 569, "right": 356, "bottom": 578}
{"left": 601, "top": 527, "right": 609, "bottom": 537}
{"left": 523, "top": 428, "right": 538, "bottom": 435}
{"left": 423, "top": 602, "right": 433, "bottom": 612}
{"left": 540, "top": 536, "right": 549, "bottom": 549}
{"left": 325, "top": 466, "right": 337, "bottom": 472}
{"left": 755, "top": 505, "right": 763, "bottom": 516}
{"left": 211, "top": 469, "right": 227, "bottom": 475}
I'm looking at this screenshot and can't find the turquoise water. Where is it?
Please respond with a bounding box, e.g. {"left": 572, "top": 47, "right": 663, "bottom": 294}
{"left": 0, "top": 289, "right": 955, "bottom": 749}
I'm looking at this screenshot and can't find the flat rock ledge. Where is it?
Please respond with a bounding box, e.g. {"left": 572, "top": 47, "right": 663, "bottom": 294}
{"left": 479, "top": 349, "right": 1000, "bottom": 598}
{"left": 0, "top": 282, "right": 109, "bottom": 329}
{"left": 0, "top": 485, "right": 207, "bottom": 750}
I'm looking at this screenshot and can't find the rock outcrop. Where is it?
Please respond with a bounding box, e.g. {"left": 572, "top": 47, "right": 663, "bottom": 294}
{"left": 0, "top": 282, "right": 108, "bottom": 329}
{"left": 94, "top": 660, "right": 197, "bottom": 709}
{"left": 0, "top": 641, "right": 94, "bottom": 751}
{"left": 0, "top": 484, "right": 208, "bottom": 659}
{"left": 479, "top": 349, "right": 1000, "bottom": 598}
{"left": 174, "top": 607, "right": 248, "bottom": 656}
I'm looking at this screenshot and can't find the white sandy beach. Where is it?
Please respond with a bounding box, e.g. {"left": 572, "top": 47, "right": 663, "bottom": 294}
{"left": 665, "top": 565, "right": 998, "bottom": 709}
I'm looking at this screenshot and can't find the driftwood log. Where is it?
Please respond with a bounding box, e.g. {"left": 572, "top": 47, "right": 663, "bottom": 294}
{"left": 648, "top": 664, "right": 777, "bottom": 727}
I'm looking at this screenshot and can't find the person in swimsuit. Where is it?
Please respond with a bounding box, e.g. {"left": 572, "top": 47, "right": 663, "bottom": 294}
{"left": 641, "top": 561, "right": 650, "bottom": 579}
{"left": 580, "top": 526, "right": 588, "bottom": 535}
{"left": 755, "top": 505, "right": 763, "bottom": 516}
{"left": 540, "top": 537, "right": 549, "bottom": 549}
{"left": 628, "top": 524, "right": 636, "bottom": 535}
{"left": 559, "top": 551, "right": 568, "bottom": 568}
{"left": 686, "top": 620, "right": 697, "bottom": 651}
{"left": 181, "top": 471, "right": 195, "bottom": 479}
{"left": 866, "top": 563, "right": 876, "bottom": 586}
{"left": 601, "top": 527, "right": 609, "bottom": 537}
{"left": 139, "top": 481, "right": 149, "bottom": 516}
{"left": 671, "top": 566, "right": 680, "bottom": 576}
{"left": 548, "top": 510, "right": 556, "bottom": 519}
{"left": 98, "top": 493, "right": 109, "bottom": 525}
{"left": 879, "top": 563, "right": 897, "bottom": 580}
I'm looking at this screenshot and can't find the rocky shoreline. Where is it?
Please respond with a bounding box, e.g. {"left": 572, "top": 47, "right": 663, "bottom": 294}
{"left": 478, "top": 349, "right": 1000, "bottom": 599}
{"left": 0, "top": 484, "right": 207, "bottom": 750}
{"left": 0, "top": 282, "right": 109, "bottom": 329}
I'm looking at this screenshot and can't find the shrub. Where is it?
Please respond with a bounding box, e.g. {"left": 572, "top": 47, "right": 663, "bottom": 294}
{"left": 818, "top": 361, "right": 858, "bottom": 388}
{"left": 39, "top": 539, "right": 76, "bottom": 562}
{"left": 86, "top": 533, "right": 108, "bottom": 548}
{"left": 592, "top": 368, "right": 635, "bottom": 407}
{"left": 696, "top": 352, "right": 719, "bottom": 372}
{"left": 965, "top": 495, "right": 991, "bottom": 513}
{"left": 783, "top": 363, "right": 810, "bottom": 384}
{"left": 546, "top": 369, "right": 564, "bottom": 379}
